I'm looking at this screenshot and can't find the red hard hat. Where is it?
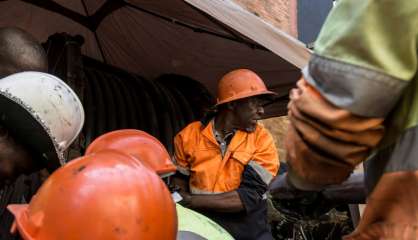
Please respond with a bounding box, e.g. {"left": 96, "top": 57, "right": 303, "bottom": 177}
{"left": 86, "top": 129, "right": 176, "bottom": 176}
{"left": 216, "top": 69, "right": 276, "bottom": 105}
{"left": 8, "top": 150, "right": 177, "bottom": 240}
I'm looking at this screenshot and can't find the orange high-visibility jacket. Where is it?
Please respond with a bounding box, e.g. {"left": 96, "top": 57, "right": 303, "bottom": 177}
{"left": 174, "top": 121, "right": 279, "bottom": 194}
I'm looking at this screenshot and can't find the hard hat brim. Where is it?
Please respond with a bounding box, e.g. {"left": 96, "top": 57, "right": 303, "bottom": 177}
{"left": 86, "top": 129, "right": 177, "bottom": 175}
{"left": 7, "top": 204, "right": 27, "bottom": 222}
{"left": 7, "top": 204, "right": 32, "bottom": 240}
{"left": 0, "top": 92, "right": 63, "bottom": 171}
{"left": 216, "top": 89, "right": 277, "bottom": 106}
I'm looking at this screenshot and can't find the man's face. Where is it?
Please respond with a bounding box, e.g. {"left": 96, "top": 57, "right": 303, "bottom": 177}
{"left": 231, "top": 96, "right": 265, "bottom": 132}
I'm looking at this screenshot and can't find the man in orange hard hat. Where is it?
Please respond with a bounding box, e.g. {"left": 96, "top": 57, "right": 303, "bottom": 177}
{"left": 173, "top": 69, "right": 279, "bottom": 240}
{"left": 7, "top": 144, "right": 177, "bottom": 240}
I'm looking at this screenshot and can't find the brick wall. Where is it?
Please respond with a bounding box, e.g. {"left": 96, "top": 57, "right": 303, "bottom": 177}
{"left": 233, "top": 0, "right": 298, "bottom": 37}
{"left": 233, "top": 0, "right": 295, "bottom": 162}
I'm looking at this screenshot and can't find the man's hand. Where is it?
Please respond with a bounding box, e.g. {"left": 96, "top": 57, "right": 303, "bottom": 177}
{"left": 171, "top": 174, "right": 189, "bottom": 192}
{"left": 178, "top": 189, "right": 193, "bottom": 208}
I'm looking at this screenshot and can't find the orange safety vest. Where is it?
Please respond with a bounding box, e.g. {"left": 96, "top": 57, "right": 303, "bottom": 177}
{"left": 174, "top": 121, "right": 279, "bottom": 194}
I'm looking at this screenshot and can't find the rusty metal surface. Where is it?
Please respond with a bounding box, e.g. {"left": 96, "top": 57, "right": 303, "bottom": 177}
{"left": 130, "top": 74, "right": 160, "bottom": 138}
{"left": 63, "top": 64, "right": 218, "bottom": 156}
{"left": 165, "top": 84, "right": 195, "bottom": 125}
{"left": 121, "top": 73, "right": 145, "bottom": 130}
{"left": 86, "top": 68, "right": 107, "bottom": 140}
{"left": 143, "top": 78, "right": 174, "bottom": 154}
{"left": 95, "top": 70, "right": 118, "bottom": 131}
{"left": 44, "top": 33, "right": 217, "bottom": 158}
{"left": 156, "top": 74, "right": 215, "bottom": 120}
{"left": 116, "top": 73, "right": 139, "bottom": 129}
{"left": 47, "top": 37, "right": 216, "bottom": 155}
{"left": 156, "top": 81, "right": 182, "bottom": 134}
{"left": 82, "top": 69, "right": 96, "bottom": 146}
{"left": 105, "top": 71, "right": 129, "bottom": 129}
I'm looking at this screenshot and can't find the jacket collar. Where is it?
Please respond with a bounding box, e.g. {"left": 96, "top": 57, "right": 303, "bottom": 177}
{"left": 201, "top": 119, "right": 248, "bottom": 152}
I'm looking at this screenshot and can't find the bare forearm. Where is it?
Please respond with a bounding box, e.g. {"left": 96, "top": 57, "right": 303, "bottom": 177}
{"left": 171, "top": 175, "right": 189, "bottom": 192}
{"left": 185, "top": 191, "right": 244, "bottom": 213}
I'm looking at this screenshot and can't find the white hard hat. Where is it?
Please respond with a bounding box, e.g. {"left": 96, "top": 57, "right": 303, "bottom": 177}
{"left": 0, "top": 71, "right": 84, "bottom": 169}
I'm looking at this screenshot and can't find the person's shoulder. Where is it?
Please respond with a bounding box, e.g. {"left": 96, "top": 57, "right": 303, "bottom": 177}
{"left": 183, "top": 121, "right": 203, "bottom": 131}
{"left": 254, "top": 122, "right": 269, "bottom": 134}
{"left": 177, "top": 121, "right": 204, "bottom": 136}
{"left": 254, "top": 122, "right": 275, "bottom": 139}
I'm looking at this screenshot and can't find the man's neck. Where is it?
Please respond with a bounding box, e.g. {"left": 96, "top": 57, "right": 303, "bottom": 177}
{"left": 214, "top": 112, "right": 236, "bottom": 138}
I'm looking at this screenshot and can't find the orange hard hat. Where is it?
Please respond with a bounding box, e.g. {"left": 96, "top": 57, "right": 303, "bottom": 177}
{"left": 7, "top": 150, "right": 177, "bottom": 240}
{"left": 86, "top": 129, "right": 176, "bottom": 176}
{"left": 216, "top": 69, "right": 276, "bottom": 105}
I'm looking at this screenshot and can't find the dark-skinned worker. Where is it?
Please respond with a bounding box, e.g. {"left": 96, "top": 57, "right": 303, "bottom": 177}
{"left": 7, "top": 145, "right": 177, "bottom": 240}
{"left": 0, "top": 71, "right": 84, "bottom": 240}
{"left": 0, "top": 27, "right": 53, "bottom": 240}
{"left": 272, "top": 0, "right": 418, "bottom": 239}
{"left": 0, "top": 27, "right": 48, "bottom": 78}
{"left": 173, "top": 69, "right": 279, "bottom": 240}
{"left": 86, "top": 129, "right": 234, "bottom": 240}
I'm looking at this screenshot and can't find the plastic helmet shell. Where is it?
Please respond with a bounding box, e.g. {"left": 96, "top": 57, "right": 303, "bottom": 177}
{"left": 216, "top": 69, "right": 276, "bottom": 105}
{"left": 86, "top": 129, "right": 176, "bottom": 176}
{"left": 8, "top": 150, "right": 177, "bottom": 240}
{"left": 0, "top": 71, "right": 84, "bottom": 169}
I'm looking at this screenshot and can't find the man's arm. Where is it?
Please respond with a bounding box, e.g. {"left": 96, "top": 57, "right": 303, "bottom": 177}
{"left": 284, "top": 1, "right": 418, "bottom": 238}
{"left": 173, "top": 169, "right": 245, "bottom": 212}
{"left": 173, "top": 171, "right": 244, "bottom": 213}
{"left": 285, "top": 81, "right": 385, "bottom": 189}
{"left": 180, "top": 191, "right": 244, "bottom": 213}
{"left": 285, "top": 0, "right": 418, "bottom": 190}
{"left": 180, "top": 163, "right": 270, "bottom": 213}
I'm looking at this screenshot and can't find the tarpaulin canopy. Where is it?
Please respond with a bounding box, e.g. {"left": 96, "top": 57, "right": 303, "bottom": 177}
{"left": 0, "top": 0, "right": 311, "bottom": 116}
